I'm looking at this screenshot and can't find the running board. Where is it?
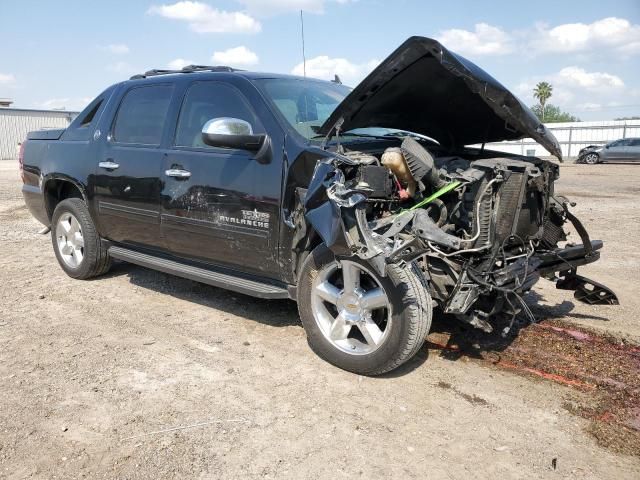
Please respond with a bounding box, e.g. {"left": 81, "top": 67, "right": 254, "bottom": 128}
{"left": 108, "top": 246, "right": 290, "bottom": 299}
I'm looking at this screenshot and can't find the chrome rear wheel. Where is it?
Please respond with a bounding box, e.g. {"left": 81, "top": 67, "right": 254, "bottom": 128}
{"left": 51, "top": 198, "right": 111, "bottom": 279}
{"left": 55, "top": 212, "right": 84, "bottom": 268}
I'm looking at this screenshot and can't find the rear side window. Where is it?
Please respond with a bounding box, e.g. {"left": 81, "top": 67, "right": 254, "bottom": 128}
{"left": 79, "top": 100, "right": 103, "bottom": 127}
{"left": 174, "top": 81, "right": 260, "bottom": 149}
{"left": 113, "top": 85, "right": 173, "bottom": 145}
{"left": 629, "top": 139, "right": 640, "bottom": 147}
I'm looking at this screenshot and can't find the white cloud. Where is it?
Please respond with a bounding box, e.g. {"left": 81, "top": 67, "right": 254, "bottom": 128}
{"left": 514, "top": 66, "right": 628, "bottom": 118}
{"left": 167, "top": 58, "right": 194, "bottom": 69}
{"left": 291, "top": 56, "right": 379, "bottom": 86}
{"left": 0, "top": 73, "right": 16, "bottom": 85}
{"left": 40, "top": 98, "right": 70, "bottom": 109}
{"left": 435, "top": 17, "right": 640, "bottom": 59}
{"left": 238, "top": 0, "right": 324, "bottom": 15}
{"left": 530, "top": 17, "right": 640, "bottom": 56}
{"left": 556, "top": 66, "right": 624, "bottom": 89}
{"left": 106, "top": 62, "right": 138, "bottom": 75}
{"left": 39, "top": 97, "right": 92, "bottom": 111}
{"left": 437, "top": 23, "right": 514, "bottom": 56}
{"left": 237, "top": 0, "right": 355, "bottom": 16}
{"left": 211, "top": 46, "right": 258, "bottom": 66}
{"left": 148, "top": 1, "right": 261, "bottom": 34}
{"left": 101, "top": 43, "right": 130, "bottom": 55}
{"left": 574, "top": 102, "right": 602, "bottom": 111}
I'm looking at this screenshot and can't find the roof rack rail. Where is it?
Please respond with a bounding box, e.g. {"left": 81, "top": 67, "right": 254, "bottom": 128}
{"left": 130, "top": 65, "right": 238, "bottom": 80}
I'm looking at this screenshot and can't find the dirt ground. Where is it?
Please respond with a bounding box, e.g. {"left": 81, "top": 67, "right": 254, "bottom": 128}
{"left": 1, "top": 159, "right": 639, "bottom": 479}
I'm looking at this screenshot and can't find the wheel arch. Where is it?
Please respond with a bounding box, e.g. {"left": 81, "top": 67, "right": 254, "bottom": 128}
{"left": 293, "top": 227, "right": 323, "bottom": 282}
{"left": 43, "top": 175, "right": 88, "bottom": 221}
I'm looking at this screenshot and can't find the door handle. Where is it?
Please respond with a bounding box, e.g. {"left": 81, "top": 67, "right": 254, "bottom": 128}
{"left": 98, "top": 160, "right": 120, "bottom": 170}
{"left": 165, "top": 168, "right": 191, "bottom": 179}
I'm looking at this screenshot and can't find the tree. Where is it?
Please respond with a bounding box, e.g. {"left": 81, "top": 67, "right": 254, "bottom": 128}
{"left": 533, "top": 82, "right": 553, "bottom": 121}
{"left": 530, "top": 104, "right": 580, "bottom": 123}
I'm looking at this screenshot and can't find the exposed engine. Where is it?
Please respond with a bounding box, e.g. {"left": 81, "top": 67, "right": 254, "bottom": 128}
{"left": 303, "top": 137, "right": 618, "bottom": 335}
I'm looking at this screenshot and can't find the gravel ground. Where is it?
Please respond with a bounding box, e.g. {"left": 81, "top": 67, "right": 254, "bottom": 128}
{"left": 0, "top": 160, "right": 639, "bottom": 479}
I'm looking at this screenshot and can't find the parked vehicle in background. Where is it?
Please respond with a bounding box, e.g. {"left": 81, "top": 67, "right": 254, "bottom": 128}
{"left": 19, "top": 36, "right": 618, "bottom": 375}
{"left": 577, "top": 138, "right": 640, "bottom": 164}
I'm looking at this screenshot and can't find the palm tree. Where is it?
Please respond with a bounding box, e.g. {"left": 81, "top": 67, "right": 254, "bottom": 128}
{"left": 533, "top": 82, "right": 553, "bottom": 122}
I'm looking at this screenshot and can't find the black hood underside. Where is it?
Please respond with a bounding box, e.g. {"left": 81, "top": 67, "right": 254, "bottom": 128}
{"left": 319, "top": 36, "right": 562, "bottom": 160}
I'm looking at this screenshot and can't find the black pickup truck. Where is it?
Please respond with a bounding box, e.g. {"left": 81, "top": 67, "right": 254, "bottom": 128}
{"left": 21, "top": 37, "right": 617, "bottom": 375}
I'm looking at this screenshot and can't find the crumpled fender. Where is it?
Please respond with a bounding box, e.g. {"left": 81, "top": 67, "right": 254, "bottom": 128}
{"left": 304, "top": 159, "right": 366, "bottom": 256}
{"left": 303, "top": 157, "right": 395, "bottom": 276}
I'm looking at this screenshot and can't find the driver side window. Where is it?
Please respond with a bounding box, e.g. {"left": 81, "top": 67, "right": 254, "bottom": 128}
{"left": 610, "top": 139, "right": 630, "bottom": 147}
{"left": 175, "top": 81, "right": 260, "bottom": 149}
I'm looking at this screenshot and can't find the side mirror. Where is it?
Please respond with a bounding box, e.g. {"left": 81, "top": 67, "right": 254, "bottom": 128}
{"left": 201, "top": 117, "right": 270, "bottom": 162}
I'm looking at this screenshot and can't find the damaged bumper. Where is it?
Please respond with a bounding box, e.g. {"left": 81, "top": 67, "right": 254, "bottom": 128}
{"left": 302, "top": 140, "right": 618, "bottom": 334}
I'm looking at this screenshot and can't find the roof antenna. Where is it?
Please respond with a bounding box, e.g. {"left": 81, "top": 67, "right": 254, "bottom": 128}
{"left": 300, "top": 10, "right": 306, "bottom": 77}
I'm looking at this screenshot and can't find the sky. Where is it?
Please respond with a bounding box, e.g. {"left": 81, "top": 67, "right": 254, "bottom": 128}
{"left": 1, "top": 0, "right": 639, "bottom": 120}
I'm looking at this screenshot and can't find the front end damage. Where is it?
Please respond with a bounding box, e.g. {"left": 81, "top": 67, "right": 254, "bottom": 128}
{"left": 303, "top": 139, "right": 618, "bottom": 335}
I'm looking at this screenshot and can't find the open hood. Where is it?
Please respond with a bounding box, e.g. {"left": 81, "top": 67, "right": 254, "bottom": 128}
{"left": 319, "top": 36, "right": 562, "bottom": 160}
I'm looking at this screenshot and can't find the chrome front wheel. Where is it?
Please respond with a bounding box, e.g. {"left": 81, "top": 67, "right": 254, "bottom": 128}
{"left": 311, "top": 260, "right": 392, "bottom": 355}
{"left": 55, "top": 212, "right": 85, "bottom": 268}
{"left": 584, "top": 153, "right": 599, "bottom": 164}
{"left": 298, "top": 244, "right": 433, "bottom": 375}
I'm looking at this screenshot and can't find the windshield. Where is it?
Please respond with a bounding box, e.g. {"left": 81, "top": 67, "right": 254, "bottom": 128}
{"left": 255, "top": 78, "right": 440, "bottom": 144}
{"left": 256, "top": 78, "right": 351, "bottom": 139}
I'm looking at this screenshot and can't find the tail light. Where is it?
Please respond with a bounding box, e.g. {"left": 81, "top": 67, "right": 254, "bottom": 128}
{"left": 18, "top": 141, "right": 25, "bottom": 183}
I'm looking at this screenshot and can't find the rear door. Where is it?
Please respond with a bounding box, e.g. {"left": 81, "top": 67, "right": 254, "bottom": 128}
{"left": 159, "top": 80, "right": 282, "bottom": 278}
{"left": 93, "top": 84, "right": 174, "bottom": 249}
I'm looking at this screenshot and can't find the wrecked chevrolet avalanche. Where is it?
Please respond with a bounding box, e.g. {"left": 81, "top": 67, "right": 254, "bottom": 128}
{"left": 21, "top": 37, "right": 617, "bottom": 375}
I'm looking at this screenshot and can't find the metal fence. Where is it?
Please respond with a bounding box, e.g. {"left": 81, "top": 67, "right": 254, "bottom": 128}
{"left": 0, "top": 108, "right": 79, "bottom": 160}
{"left": 482, "top": 120, "right": 640, "bottom": 159}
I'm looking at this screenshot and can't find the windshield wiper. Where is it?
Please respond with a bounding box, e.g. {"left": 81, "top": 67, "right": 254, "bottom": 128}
{"left": 381, "top": 130, "right": 439, "bottom": 144}
{"left": 311, "top": 131, "right": 389, "bottom": 142}
{"left": 313, "top": 131, "right": 439, "bottom": 147}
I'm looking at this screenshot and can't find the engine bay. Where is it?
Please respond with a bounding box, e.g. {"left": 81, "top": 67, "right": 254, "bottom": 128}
{"left": 303, "top": 137, "right": 618, "bottom": 335}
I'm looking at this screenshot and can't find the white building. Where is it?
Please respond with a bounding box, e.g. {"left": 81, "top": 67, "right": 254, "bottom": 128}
{"left": 483, "top": 119, "right": 640, "bottom": 159}
{"left": 0, "top": 107, "right": 79, "bottom": 160}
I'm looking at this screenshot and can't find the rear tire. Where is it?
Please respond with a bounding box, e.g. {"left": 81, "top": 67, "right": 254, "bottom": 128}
{"left": 51, "top": 198, "right": 111, "bottom": 279}
{"left": 297, "top": 244, "right": 432, "bottom": 376}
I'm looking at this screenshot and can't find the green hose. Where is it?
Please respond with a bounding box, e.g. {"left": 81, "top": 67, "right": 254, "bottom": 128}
{"left": 407, "top": 180, "right": 462, "bottom": 211}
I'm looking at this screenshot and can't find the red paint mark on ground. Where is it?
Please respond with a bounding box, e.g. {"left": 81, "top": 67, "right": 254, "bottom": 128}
{"left": 495, "top": 359, "right": 595, "bottom": 390}
{"left": 534, "top": 323, "right": 592, "bottom": 341}
{"left": 426, "top": 319, "right": 640, "bottom": 454}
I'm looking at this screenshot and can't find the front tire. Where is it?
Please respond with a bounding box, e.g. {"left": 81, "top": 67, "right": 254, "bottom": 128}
{"left": 51, "top": 198, "right": 111, "bottom": 279}
{"left": 297, "top": 244, "right": 432, "bottom": 375}
{"left": 583, "top": 152, "right": 600, "bottom": 164}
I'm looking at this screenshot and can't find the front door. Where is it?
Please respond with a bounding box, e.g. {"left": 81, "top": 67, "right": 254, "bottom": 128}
{"left": 160, "top": 80, "right": 282, "bottom": 278}
{"left": 602, "top": 139, "right": 631, "bottom": 161}
{"left": 93, "top": 84, "right": 175, "bottom": 250}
